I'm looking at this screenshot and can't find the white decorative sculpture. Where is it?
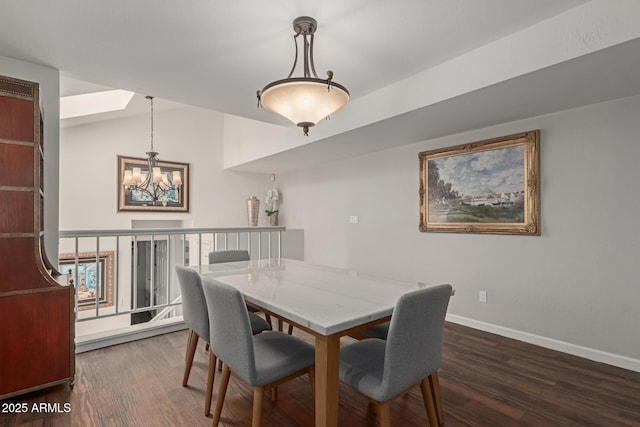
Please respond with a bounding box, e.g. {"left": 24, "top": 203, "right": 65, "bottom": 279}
{"left": 265, "top": 174, "right": 279, "bottom": 226}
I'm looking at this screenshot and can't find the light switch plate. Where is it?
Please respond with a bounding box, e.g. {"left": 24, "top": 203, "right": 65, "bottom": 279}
{"left": 479, "top": 291, "right": 488, "bottom": 303}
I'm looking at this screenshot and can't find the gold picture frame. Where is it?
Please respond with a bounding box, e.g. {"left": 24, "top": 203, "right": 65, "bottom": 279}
{"left": 419, "top": 130, "right": 540, "bottom": 235}
{"left": 117, "top": 155, "right": 190, "bottom": 212}
{"left": 59, "top": 251, "right": 115, "bottom": 311}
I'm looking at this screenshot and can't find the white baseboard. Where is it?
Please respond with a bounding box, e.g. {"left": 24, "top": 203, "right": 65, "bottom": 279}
{"left": 446, "top": 314, "right": 640, "bottom": 373}
{"left": 76, "top": 318, "right": 188, "bottom": 354}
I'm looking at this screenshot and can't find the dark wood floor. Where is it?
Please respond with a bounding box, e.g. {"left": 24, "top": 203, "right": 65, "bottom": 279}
{"left": 2, "top": 322, "right": 639, "bottom": 426}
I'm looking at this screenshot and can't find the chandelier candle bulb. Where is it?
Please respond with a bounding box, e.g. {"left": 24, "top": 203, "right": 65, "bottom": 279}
{"left": 152, "top": 167, "right": 162, "bottom": 183}
{"left": 172, "top": 171, "right": 182, "bottom": 186}
{"left": 132, "top": 167, "right": 142, "bottom": 183}
{"left": 122, "top": 170, "right": 133, "bottom": 186}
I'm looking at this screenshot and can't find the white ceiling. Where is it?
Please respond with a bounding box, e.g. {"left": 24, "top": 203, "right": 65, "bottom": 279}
{"left": 1, "top": 0, "right": 585, "bottom": 121}
{"left": 3, "top": 0, "right": 640, "bottom": 173}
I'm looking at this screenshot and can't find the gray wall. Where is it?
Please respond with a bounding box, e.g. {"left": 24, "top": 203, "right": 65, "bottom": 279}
{"left": 279, "top": 94, "right": 640, "bottom": 367}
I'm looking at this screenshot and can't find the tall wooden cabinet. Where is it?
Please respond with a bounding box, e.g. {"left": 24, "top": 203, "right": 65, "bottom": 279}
{"left": 0, "top": 75, "right": 75, "bottom": 399}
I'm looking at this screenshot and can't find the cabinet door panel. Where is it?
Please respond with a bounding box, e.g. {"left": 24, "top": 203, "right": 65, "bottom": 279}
{"left": 0, "top": 238, "right": 44, "bottom": 293}
{"left": 0, "top": 290, "right": 71, "bottom": 396}
{"left": 0, "top": 144, "right": 34, "bottom": 187}
{"left": 0, "top": 191, "right": 34, "bottom": 233}
{"left": 0, "top": 97, "right": 34, "bottom": 142}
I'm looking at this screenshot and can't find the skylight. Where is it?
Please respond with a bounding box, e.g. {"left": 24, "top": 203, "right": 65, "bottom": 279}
{"left": 60, "top": 89, "right": 134, "bottom": 119}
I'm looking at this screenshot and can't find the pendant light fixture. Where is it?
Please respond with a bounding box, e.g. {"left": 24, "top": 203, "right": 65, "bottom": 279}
{"left": 257, "top": 16, "right": 350, "bottom": 136}
{"left": 121, "top": 96, "right": 182, "bottom": 205}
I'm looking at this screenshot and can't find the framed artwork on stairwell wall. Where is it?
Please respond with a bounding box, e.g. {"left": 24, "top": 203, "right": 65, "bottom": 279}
{"left": 419, "top": 130, "right": 540, "bottom": 236}
{"left": 117, "top": 155, "right": 190, "bottom": 212}
{"left": 59, "top": 251, "right": 115, "bottom": 311}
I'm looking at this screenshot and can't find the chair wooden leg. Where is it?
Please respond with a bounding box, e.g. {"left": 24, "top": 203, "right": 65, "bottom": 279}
{"left": 212, "top": 365, "right": 231, "bottom": 427}
{"left": 182, "top": 330, "right": 199, "bottom": 386}
{"left": 265, "top": 314, "right": 272, "bottom": 330}
{"left": 252, "top": 386, "right": 265, "bottom": 427}
{"left": 271, "top": 386, "right": 278, "bottom": 402}
{"left": 185, "top": 329, "right": 193, "bottom": 361}
{"left": 429, "top": 372, "right": 444, "bottom": 425}
{"left": 217, "top": 359, "right": 223, "bottom": 371}
{"left": 287, "top": 324, "right": 294, "bottom": 335}
{"left": 378, "top": 401, "right": 391, "bottom": 427}
{"left": 277, "top": 319, "right": 284, "bottom": 332}
{"left": 420, "top": 378, "right": 439, "bottom": 427}
{"left": 205, "top": 351, "right": 217, "bottom": 416}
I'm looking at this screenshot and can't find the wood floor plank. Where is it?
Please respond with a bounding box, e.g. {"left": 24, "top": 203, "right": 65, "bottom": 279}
{"left": 1, "top": 322, "right": 639, "bottom": 426}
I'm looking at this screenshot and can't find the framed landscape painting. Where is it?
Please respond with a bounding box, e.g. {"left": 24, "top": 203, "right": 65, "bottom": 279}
{"left": 419, "top": 130, "right": 540, "bottom": 235}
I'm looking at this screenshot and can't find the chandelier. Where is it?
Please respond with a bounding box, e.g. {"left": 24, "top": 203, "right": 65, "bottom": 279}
{"left": 257, "top": 16, "right": 349, "bottom": 136}
{"left": 121, "top": 96, "right": 182, "bottom": 205}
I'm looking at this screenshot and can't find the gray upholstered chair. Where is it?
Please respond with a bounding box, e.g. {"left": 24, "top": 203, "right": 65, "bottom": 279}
{"left": 357, "top": 321, "right": 445, "bottom": 423}
{"left": 175, "top": 265, "right": 270, "bottom": 416}
{"left": 201, "top": 276, "right": 315, "bottom": 427}
{"left": 208, "top": 249, "right": 251, "bottom": 264}
{"left": 175, "top": 265, "right": 217, "bottom": 416}
{"left": 358, "top": 320, "right": 445, "bottom": 424}
{"left": 361, "top": 321, "right": 390, "bottom": 340}
{"left": 208, "top": 249, "right": 288, "bottom": 333}
{"left": 339, "top": 284, "right": 452, "bottom": 427}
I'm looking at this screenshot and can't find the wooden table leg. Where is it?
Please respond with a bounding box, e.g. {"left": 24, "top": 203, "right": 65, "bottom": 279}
{"left": 315, "top": 334, "right": 341, "bottom": 427}
{"left": 429, "top": 372, "right": 444, "bottom": 425}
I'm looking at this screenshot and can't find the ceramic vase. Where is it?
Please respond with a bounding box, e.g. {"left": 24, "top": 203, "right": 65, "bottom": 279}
{"left": 247, "top": 196, "right": 259, "bottom": 227}
{"left": 268, "top": 212, "right": 278, "bottom": 226}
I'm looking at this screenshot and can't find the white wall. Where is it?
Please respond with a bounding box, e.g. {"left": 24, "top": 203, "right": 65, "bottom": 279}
{"left": 60, "top": 104, "right": 272, "bottom": 230}
{"left": 0, "top": 56, "right": 60, "bottom": 261}
{"left": 279, "top": 94, "right": 640, "bottom": 368}
{"left": 60, "top": 104, "right": 279, "bottom": 336}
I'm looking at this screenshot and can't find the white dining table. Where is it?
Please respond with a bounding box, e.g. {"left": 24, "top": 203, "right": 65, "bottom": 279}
{"left": 196, "top": 257, "right": 438, "bottom": 427}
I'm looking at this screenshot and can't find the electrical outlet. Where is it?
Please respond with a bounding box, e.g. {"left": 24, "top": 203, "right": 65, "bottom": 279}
{"left": 479, "top": 291, "right": 488, "bottom": 303}
{"left": 349, "top": 215, "right": 359, "bottom": 224}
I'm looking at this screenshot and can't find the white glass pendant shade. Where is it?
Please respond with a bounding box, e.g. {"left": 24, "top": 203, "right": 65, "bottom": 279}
{"left": 258, "top": 17, "right": 349, "bottom": 135}
{"left": 260, "top": 79, "right": 349, "bottom": 128}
